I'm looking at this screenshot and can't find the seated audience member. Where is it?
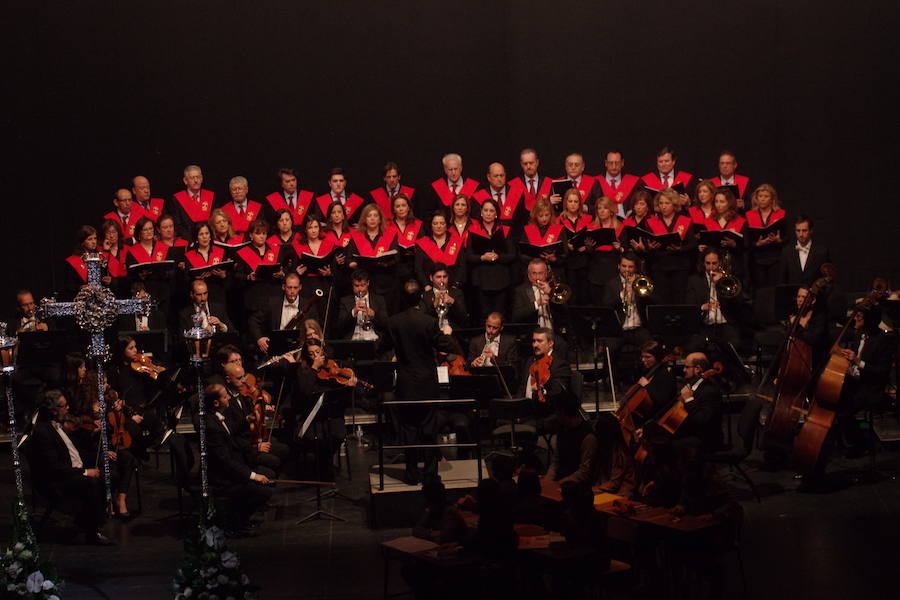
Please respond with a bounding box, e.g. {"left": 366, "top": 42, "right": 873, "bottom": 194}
{"left": 513, "top": 467, "right": 561, "bottom": 530}
{"left": 412, "top": 479, "right": 468, "bottom": 544}
{"left": 545, "top": 391, "right": 598, "bottom": 485}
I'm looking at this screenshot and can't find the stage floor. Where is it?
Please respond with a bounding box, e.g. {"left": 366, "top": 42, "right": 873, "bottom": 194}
{"left": 1, "top": 418, "right": 898, "bottom": 599}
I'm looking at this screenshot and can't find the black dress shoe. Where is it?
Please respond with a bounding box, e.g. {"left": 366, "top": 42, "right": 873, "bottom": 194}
{"left": 87, "top": 531, "right": 115, "bottom": 546}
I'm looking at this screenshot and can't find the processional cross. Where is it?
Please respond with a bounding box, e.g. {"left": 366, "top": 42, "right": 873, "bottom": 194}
{"left": 39, "top": 253, "right": 150, "bottom": 510}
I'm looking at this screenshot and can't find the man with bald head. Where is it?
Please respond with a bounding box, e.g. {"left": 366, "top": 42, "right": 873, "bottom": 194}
{"left": 131, "top": 175, "right": 166, "bottom": 222}
{"left": 428, "top": 153, "right": 480, "bottom": 216}
{"left": 171, "top": 164, "right": 215, "bottom": 238}
{"left": 666, "top": 351, "right": 724, "bottom": 454}
{"left": 473, "top": 162, "right": 528, "bottom": 232}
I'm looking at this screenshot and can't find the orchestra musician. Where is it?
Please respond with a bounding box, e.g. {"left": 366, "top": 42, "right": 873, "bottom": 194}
{"left": 386, "top": 279, "right": 457, "bottom": 485}
{"left": 601, "top": 253, "right": 654, "bottom": 381}
{"left": 685, "top": 248, "right": 746, "bottom": 352}
{"left": 222, "top": 361, "right": 288, "bottom": 474}
{"left": 201, "top": 383, "right": 273, "bottom": 535}
{"left": 522, "top": 327, "right": 571, "bottom": 415}
{"left": 178, "top": 279, "right": 234, "bottom": 337}
{"left": 249, "top": 272, "right": 316, "bottom": 355}
{"left": 512, "top": 258, "right": 562, "bottom": 332}
{"left": 631, "top": 341, "right": 677, "bottom": 424}
{"left": 669, "top": 352, "right": 725, "bottom": 455}
{"left": 336, "top": 269, "right": 389, "bottom": 354}
{"left": 114, "top": 282, "right": 167, "bottom": 336}
{"left": 7, "top": 290, "right": 48, "bottom": 335}
{"left": 108, "top": 335, "right": 164, "bottom": 459}
{"left": 170, "top": 165, "right": 215, "bottom": 240}
{"left": 467, "top": 312, "right": 518, "bottom": 370}
{"left": 786, "top": 286, "right": 829, "bottom": 367}
{"left": 419, "top": 263, "right": 468, "bottom": 331}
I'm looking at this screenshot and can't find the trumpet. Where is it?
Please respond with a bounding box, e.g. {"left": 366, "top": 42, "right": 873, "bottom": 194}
{"left": 356, "top": 294, "right": 373, "bottom": 331}
{"left": 434, "top": 283, "right": 449, "bottom": 330}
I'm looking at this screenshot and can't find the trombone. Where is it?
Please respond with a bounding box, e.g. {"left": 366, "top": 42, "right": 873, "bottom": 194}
{"left": 546, "top": 266, "right": 572, "bottom": 304}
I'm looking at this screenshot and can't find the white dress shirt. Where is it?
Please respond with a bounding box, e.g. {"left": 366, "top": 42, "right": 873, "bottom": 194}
{"left": 52, "top": 421, "right": 83, "bottom": 469}
{"left": 279, "top": 298, "right": 300, "bottom": 330}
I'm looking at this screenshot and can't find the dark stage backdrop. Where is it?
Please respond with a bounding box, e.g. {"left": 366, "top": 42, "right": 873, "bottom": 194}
{"left": 4, "top": 0, "right": 898, "bottom": 307}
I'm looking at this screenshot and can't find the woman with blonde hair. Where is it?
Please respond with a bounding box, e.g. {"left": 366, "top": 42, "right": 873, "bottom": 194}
{"left": 746, "top": 184, "right": 787, "bottom": 290}
{"left": 587, "top": 197, "right": 624, "bottom": 304}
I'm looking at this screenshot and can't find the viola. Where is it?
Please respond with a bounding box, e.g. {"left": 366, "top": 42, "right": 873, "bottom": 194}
{"left": 615, "top": 349, "right": 681, "bottom": 443}
{"left": 131, "top": 352, "right": 166, "bottom": 380}
{"left": 239, "top": 373, "right": 273, "bottom": 440}
{"left": 528, "top": 354, "right": 553, "bottom": 403}
{"left": 316, "top": 359, "right": 375, "bottom": 391}
{"left": 441, "top": 354, "right": 471, "bottom": 376}
{"left": 107, "top": 389, "right": 132, "bottom": 450}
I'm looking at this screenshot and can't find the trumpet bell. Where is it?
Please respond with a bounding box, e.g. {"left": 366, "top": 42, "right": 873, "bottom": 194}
{"left": 550, "top": 283, "right": 572, "bottom": 304}
{"left": 634, "top": 275, "right": 654, "bottom": 297}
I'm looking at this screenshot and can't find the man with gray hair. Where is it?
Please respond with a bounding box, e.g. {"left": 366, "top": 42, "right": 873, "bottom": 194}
{"left": 221, "top": 175, "right": 262, "bottom": 233}
{"left": 171, "top": 164, "right": 215, "bottom": 238}
{"left": 429, "top": 152, "right": 480, "bottom": 213}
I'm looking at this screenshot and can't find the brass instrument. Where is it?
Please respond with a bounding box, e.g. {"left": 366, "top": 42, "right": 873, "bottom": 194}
{"left": 546, "top": 267, "right": 572, "bottom": 304}
{"left": 357, "top": 294, "right": 373, "bottom": 331}
{"left": 715, "top": 253, "right": 742, "bottom": 299}
{"left": 633, "top": 274, "right": 654, "bottom": 297}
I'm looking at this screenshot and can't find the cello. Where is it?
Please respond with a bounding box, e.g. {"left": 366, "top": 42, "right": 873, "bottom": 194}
{"left": 792, "top": 280, "right": 888, "bottom": 474}
{"left": 615, "top": 348, "right": 681, "bottom": 443}
{"left": 761, "top": 265, "right": 834, "bottom": 449}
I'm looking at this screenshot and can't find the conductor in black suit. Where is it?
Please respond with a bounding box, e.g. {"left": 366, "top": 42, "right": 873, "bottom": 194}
{"left": 779, "top": 215, "right": 830, "bottom": 288}
{"left": 387, "top": 279, "right": 457, "bottom": 485}
{"left": 26, "top": 390, "right": 122, "bottom": 544}
{"left": 248, "top": 272, "right": 318, "bottom": 355}
{"left": 202, "top": 383, "right": 274, "bottom": 532}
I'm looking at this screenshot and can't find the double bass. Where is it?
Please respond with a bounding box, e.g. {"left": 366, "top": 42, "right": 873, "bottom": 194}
{"left": 762, "top": 265, "right": 834, "bottom": 449}
{"left": 792, "top": 280, "right": 888, "bottom": 474}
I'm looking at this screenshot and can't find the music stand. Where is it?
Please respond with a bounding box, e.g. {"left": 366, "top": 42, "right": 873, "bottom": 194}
{"left": 296, "top": 391, "right": 347, "bottom": 524}
{"left": 647, "top": 305, "right": 701, "bottom": 348}
{"left": 449, "top": 374, "right": 501, "bottom": 403}
{"left": 569, "top": 306, "right": 622, "bottom": 415}
{"left": 14, "top": 330, "right": 70, "bottom": 367}
{"left": 267, "top": 329, "right": 304, "bottom": 356}
{"left": 468, "top": 366, "right": 517, "bottom": 398}
{"left": 774, "top": 285, "right": 800, "bottom": 322}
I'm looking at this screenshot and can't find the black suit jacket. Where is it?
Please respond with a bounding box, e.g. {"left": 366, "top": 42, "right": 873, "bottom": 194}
{"left": 204, "top": 410, "right": 253, "bottom": 486}
{"left": 419, "top": 288, "right": 469, "bottom": 329}
{"left": 510, "top": 282, "right": 565, "bottom": 327}
{"left": 387, "top": 306, "right": 456, "bottom": 401}
{"left": 684, "top": 273, "right": 745, "bottom": 324}
{"left": 115, "top": 308, "right": 167, "bottom": 333}
{"left": 779, "top": 242, "right": 830, "bottom": 288}
{"left": 28, "top": 421, "right": 86, "bottom": 484}
{"left": 178, "top": 300, "right": 235, "bottom": 333}
{"left": 467, "top": 332, "right": 519, "bottom": 368}
{"left": 248, "top": 295, "right": 319, "bottom": 342}
{"left": 336, "top": 293, "right": 389, "bottom": 340}
{"left": 601, "top": 276, "right": 653, "bottom": 328}
{"left": 678, "top": 378, "right": 724, "bottom": 452}
{"left": 520, "top": 351, "right": 571, "bottom": 401}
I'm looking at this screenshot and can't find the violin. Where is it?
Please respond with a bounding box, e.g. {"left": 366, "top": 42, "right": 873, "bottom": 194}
{"left": 107, "top": 388, "right": 133, "bottom": 450}
{"left": 62, "top": 413, "right": 99, "bottom": 434}
{"left": 316, "top": 359, "right": 375, "bottom": 391}
{"left": 528, "top": 354, "right": 553, "bottom": 403}
{"left": 131, "top": 352, "right": 166, "bottom": 380}
{"left": 239, "top": 373, "right": 273, "bottom": 441}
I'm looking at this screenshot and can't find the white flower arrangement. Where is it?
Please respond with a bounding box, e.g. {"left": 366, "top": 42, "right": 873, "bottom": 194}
{"left": 0, "top": 504, "right": 63, "bottom": 599}
{"left": 172, "top": 521, "right": 257, "bottom": 600}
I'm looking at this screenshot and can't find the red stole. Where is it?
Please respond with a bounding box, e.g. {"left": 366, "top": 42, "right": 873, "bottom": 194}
{"left": 324, "top": 230, "right": 353, "bottom": 248}
{"left": 215, "top": 233, "right": 246, "bottom": 245}
{"left": 711, "top": 175, "right": 749, "bottom": 198}
{"left": 351, "top": 230, "right": 398, "bottom": 257}
{"left": 563, "top": 175, "right": 596, "bottom": 201}
{"left": 688, "top": 206, "right": 713, "bottom": 226}
{"left": 597, "top": 174, "right": 640, "bottom": 205}
{"left": 266, "top": 233, "right": 296, "bottom": 248}
{"left": 416, "top": 232, "right": 463, "bottom": 266}
{"left": 103, "top": 250, "right": 127, "bottom": 278}
{"left": 65, "top": 255, "right": 88, "bottom": 282}
{"left": 745, "top": 209, "right": 785, "bottom": 228}
{"left": 221, "top": 201, "right": 262, "bottom": 232}
{"left": 431, "top": 178, "right": 480, "bottom": 206}
{"left": 469, "top": 222, "right": 509, "bottom": 239}
{"left": 647, "top": 215, "right": 692, "bottom": 239}
{"left": 237, "top": 244, "right": 280, "bottom": 272}
{"left": 128, "top": 241, "right": 171, "bottom": 263}
{"left": 265, "top": 190, "right": 314, "bottom": 224}
{"left": 386, "top": 220, "right": 423, "bottom": 248}
{"left": 136, "top": 198, "right": 165, "bottom": 221}
{"left": 704, "top": 215, "right": 746, "bottom": 233}
{"left": 185, "top": 245, "right": 226, "bottom": 268}
{"left": 370, "top": 185, "right": 416, "bottom": 217}
{"left": 173, "top": 190, "right": 214, "bottom": 223}
{"left": 524, "top": 224, "right": 564, "bottom": 246}
{"left": 558, "top": 214, "right": 594, "bottom": 232}
{"left": 103, "top": 210, "right": 142, "bottom": 238}
{"left": 510, "top": 176, "right": 553, "bottom": 211}
{"left": 473, "top": 185, "right": 526, "bottom": 222}
{"left": 315, "top": 193, "right": 366, "bottom": 220}
{"left": 640, "top": 171, "right": 693, "bottom": 190}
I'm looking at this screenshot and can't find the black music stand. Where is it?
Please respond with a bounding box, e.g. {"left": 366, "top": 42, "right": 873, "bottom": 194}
{"left": 14, "top": 330, "right": 70, "bottom": 367}
{"left": 296, "top": 391, "right": 347, "bottom": 524}
{"left": 569, "top": 306, "right": 621, "bottom": 416}
{"left": 468, "top": 366, "right": 518, "bottom": 398}
{"left": 647, "top": 305, "right": 701, "bottom": 348}
{"left": 323, "top": 339, "right": 378, "bottom": 468}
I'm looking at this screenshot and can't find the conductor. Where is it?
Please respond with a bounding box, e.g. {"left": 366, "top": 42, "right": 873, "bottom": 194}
{"left": 387, "top": 279, "right": 457, "bottom": 485}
